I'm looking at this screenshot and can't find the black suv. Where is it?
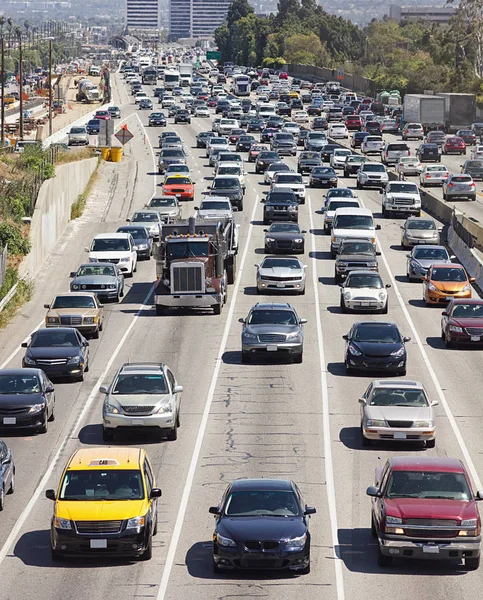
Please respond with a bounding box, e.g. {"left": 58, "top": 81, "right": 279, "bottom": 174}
{"left": 334, "top": 238, "right": 378, "bottom": 283}
{"left": 262, "top": 191, "right": 298, "bottom": 225}
{"left": 174, "top": 109, "right": 191, "bottom": 124}
{"left": 416, "top": 143, "right": 440, "bottom": 163}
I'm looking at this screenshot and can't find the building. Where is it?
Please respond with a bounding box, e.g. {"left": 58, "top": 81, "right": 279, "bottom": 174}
{"left": 126, "top": 0, "right": 160, "bottom": 29}
{"left": 169, "top": 0, "right": 232, "bottom": 39}
{"left": 389, "top": 4, "right": 457, "bottom": 25}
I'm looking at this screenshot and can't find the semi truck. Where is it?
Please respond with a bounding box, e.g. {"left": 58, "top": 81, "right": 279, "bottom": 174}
{"left": 142, "top": 67, "right": 157, "bottom": 85}
{"left": 402, "top": 94, "right": 445, "bottom": 132}
{"left": 76, "top": 78, "right": 102, "bottom": 103}
{"left": 153, "top": 216, "right": 239, "bottom": 315}
{"left": 436, "top": 93, "right": 476, "bottom": 133}
{"left": 179, "top": 63, "right": 193, "bottom": 87}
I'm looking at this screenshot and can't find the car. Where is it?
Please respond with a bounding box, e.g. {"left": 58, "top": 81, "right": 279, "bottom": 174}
{"left": 401, "top": 123, "right": 424, "bottom": 140}
{"left": 248, "top": 144, "right": 268, "bottom": 162}
{"left": 471, "top": 122, "right": 483, "bottom": 138}
{"left": 361, "top": 135, "right": 384, "bottom": 155}
{"left": 260, "top": 127, "right": 278, "bottom": 143}
{"left": 195, "top": 198, "right": 233, "bottom": 220}
{"left": 379, "top": 118, "right": 398, "bottom": 134}
{"left": 416, "top": 143, "right": 440, "bottom": 162}
{"left": 216, "top": 163, "right": 246, "bottom": 190}
{"left": 345, "top": 115, "right": 363, "bottom": 131}
{"left": 94, "top": 110, "right": 110, "bottom": 120}
{"left": 334, "top": 238, "right": 377, "bottom": 281}
{"left": 174, "top": 109, "right": 191, "bottom": 124}
{"left": 381, "top": 181, "right": 422, "bottom": 217}
{"left": 406, "top": 245, "right": 454, "bottom": 281}
{"left": 357, "top": 162, "right": 389, "bottom": 189}
{"left": 293, "top": 110, "right": 309, "bottom": 124}
{"left": 46, "top": 447, "right": 161, "bottom": 560}
{"left": 297, "top": 151, "right": 322, "bottom": 174}
{"left": 100, "top": 362, "right": 183, "bottom": 441}
{"left": 85, "top": 119, "right": 100, "bottom": 135}
{"left": 0, "top": 369, "right": 55, "bottom": 434}
{"left": 117, "top": 225, "right": 152, "bottom": 260}
{"left": 320, "top": 143, "right": 341, "bottom": 163}
{"left": 271, "top": 132, "right": 297, "bottom": 156}
{"left": 146, "top": 195, "right": 181, "bottom": 221}
{"left": 207, "top": 176, "right": 244, "bottom": 211}
{"left": 262, "top": 191, "right": 298, "bottom": 225}
{"left": 127, "top": 210, "right": 163, "bottom": 240}
{"left": 68, "top": 126, "right": 89, "bottom": 146}
{"left": 330, "top": 148, "right": 352, "bottom": 169}
{"left": 87, "top": 233, "right": 137, "bottom": 276}
{"left": 304, "top": 132, "right": 327, "bottom": 152}
{"left": 70, "top": 262, "right": 125, "bottom": 302}
{"left": 247, "top": 118, "right": 264, "bottom": 132}
{"left": 350, "top": 131, "right": 370, "bottom": 148}
{"left": 442, "top": 174, "right": 476, "bottom": 201}
{"left": 161, "top": 96, "right": 175, "bottom": 108}
{"left": 443, "top": 136, "right": 466, "bottom": 155}
{"left": 441, "top": 298, "right": 483, "bottom": 347}
{"left": 359, "top": 379, "right": 437, "bottom": 447}
{"left": 158, "top": 148, "right": 187, "bottom": 173}
{"left": 367, "top": 456, "right": 482, "bottom": 569}
{"left": 423, "top": 263, "right": 474, "bottom": 305}
{"left": 235, "top": 135, "right": 256, "bottom": 152}
{"left": 164, "top": 163, "right": 190, "bottom": 178}
{"left": 258, "top": 155, "right": 285, "bottom": 178}
{"left": 309, "top": 166, "right": 337, "bottom": 188}
{"left": 107, "top": 106, "right": 121, "bottom": 119}
{"left": 240, "top": 303, "right": 306, "bottom": 363}
{"left": 419, "top": 164, "right": 449, "bottom": 186}
{"left": 339, "top": 271, "right": 389, "bottom": 313}
{"left": 282, "top": 122, "right": 301, "bottom": 137}
{"left": 264, "top": 222, "right": 306, "bottom": 254}
{"left": 148, "top": 112, "right": 167, "bottom": 126}
{"left": 365, "top": 120, "right": 382, "bottom": 135}
{"left": 256, "top": 256, "right": 307, "bottom": 295}
{"left": 343, "top": 321, "right": 410, "bottom": 376}
{"left": 206, "top": 137, "right": 229, "bottom": 158}
{"left": 470, "top": 145, "right": 483, "bottom": 159}
{"left": 424, "top": 130, "right": 446, "bottom": 146}
{"left": 312, "top": 116, "right": 328, "bottom": 130}
{"left": 400, "top": 216, "right": 440, "bottom": 249}
{"left": 461, "top": 159, "right": 483, "bottom": 180}
{"left": 196, "top": 131, "right": 216, "bottom": 148}
{"left": 22, "top": 327, "right": 89, "bottom": 382}
{"left": 44, "top": 293, "right": 104, "bottom": 338}
{"left": 159, "top": 131, "right": 182, "bottom": 146}
{"left": 456, "top": 129, "right": 477, "bottom": 146}
{"left": 139, "top": 98, "right": 153, "bottom": 110}
{"left": 382, "top": 142, "right": 410, "bottom": 165}
{"left": 329, "top": 123, "right": 349, "bottom": 139}
{"left": 194, "top": 106, "right": 210, "bottom": 118}
{"left": 271, "top": 172, "right": 306, "bottom": 204}
{"left": 210, "top": 477, "right": 315, "bottom": 573}
{"left": 162, "top": 174, "right": 195, "bottom": 202}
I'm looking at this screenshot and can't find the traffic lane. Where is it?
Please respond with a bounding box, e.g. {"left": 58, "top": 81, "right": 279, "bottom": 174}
{"left": 307, "top": 182, "right": 483, "bottom": 595}
{"left": 160, "top": 166, "right": 337, "bottom": 600}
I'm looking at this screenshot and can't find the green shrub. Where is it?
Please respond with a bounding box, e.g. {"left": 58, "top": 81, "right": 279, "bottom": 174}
{"left": 0, "top": 221, "right": 30, "bottom": 255}
{"left": 0, "top": 267, "right": 18, "bottom": 300}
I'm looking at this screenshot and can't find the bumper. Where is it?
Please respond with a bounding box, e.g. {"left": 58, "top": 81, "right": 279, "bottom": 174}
{"left": 275, "top": 147, "right": 297, "bottom": 156}
{"left": 378, "top": 534, "right": 480, "bottom": 561}
{"left": 264, "top": 212, "right": 298, "bottom": 223}
{"left": 359, "top": 179, "right": 388, "bottom": 188}
{"left": 51, "top": 527, "right": 150, "bottom": 558}
{"left": 242, "top": 341, "right": 303, "bottom": 357}
{"left": 310, "top": 180, "right": 336, "bottom": 188}
{"left": 336, "top": 266, "right": 377, "bottom": 278}
{"left": 154, "top": 293, "right": 223, "bottom": 308}
{"left": 23, "top": 363, "right": 84, "bottom": 379}
{"left": 45, "top": 323, "right": 99, "bottom": 334}
{"left": 426, "top": 291, "right": 471, "bottom": 304}
{"left": 257, "top": 279, "right": 305, "bottom": 292}
{"left": 404, "top": 237, "right": 438, "bottom": 246}
{"left": 385, "top": 205, "right": 421, "bottom": 214}
{"left": 0, "top": 410, "right": 47, "bottom": 429}
{"left": 265, "top": 242, "right": 304, "bottom": 253}
{"left": 346, "top": 355, "right": 406, "bottom": 372}
{"left": 446, "top": 330, "right": 483, "bottom": 344}
{"left": 214, "top": 544, "right": 309, "bottom": 571}
{"left": 363, "top": 426, "right": 435, "bottom": 442}
{"left": 344, "top": 299, "right": 386, "bottom": 311}
{"left": 103, "top": 412, "right": 175, "bottom": 430}
{"left": 445, "top": 192, "right": 475, "bottom": 199}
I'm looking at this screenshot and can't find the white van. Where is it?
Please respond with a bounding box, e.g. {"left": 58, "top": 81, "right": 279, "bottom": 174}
{"left": 330, "top": 207, "right": 381, "bottom": 257}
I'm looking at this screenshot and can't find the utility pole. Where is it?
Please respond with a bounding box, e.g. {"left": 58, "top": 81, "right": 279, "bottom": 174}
{"left": 49, "top": 38, "right": 52, "bottom": 137}
{"left": 19, "top": 34, "right": 23, "bottom": 140}
{"left": 1, "top": 39, "right": 4, "bottom": 148}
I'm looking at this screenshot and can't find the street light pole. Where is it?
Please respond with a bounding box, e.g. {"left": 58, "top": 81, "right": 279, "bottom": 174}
{"left": 49, "top": 38, "right": 52, "bottom": 137}
{"left": 19, "top": 35, "right": 23, "bottom": 140}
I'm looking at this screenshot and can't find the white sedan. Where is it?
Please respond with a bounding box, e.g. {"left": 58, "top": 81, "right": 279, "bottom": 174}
{"left": 293, "top": 110, "right": 310, "bottom": 124}
{"left": 471, "top": 145, "right": 483, "bottom": 160}
{"left": 419, "top": 165, "right": 449, "bottom": 187}
{"left": 339, "top": 271, "right": 389, "bottom": 313}
{"left": 195, "top": 106, "right": 210, "bottom": 118}
{"left": 396, "top": 157, "right": 423, "bottom": 176}
{"left": 330, "top": 148, "right": 352, "bottom": 169}
{"left": 329, "top": 123, "right": 349, "bottom": 139}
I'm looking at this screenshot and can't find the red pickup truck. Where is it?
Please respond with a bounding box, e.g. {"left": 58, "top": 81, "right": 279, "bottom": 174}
{"left": 367, "top": 456, "right": 482, "bottom": 570}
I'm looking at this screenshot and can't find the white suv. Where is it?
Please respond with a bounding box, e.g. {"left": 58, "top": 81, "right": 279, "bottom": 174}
{"left": 356, "top": 162, "right": 389, "bottom": 189}
{"left": 402, "top": 123, "right": 424, "bottom": 141}
{"left": 361, "top": 135, "right": 384, "bottom": 155}
{"left": 87, "top": 233, "right": 138, "bottom": 277}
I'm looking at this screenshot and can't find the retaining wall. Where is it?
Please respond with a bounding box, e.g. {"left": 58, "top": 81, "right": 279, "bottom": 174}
{"left": 19, "top": 157, "right": 98, "bottom": 279}
{"left": 285, "top": 63, "right": 377, "bottom": 96}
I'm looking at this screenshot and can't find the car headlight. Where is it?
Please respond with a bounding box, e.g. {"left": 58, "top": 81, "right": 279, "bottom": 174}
{"left": 390, "top": 346, "right": 405, "bottom": 358}
{"left": 285, "top": 533, "right": 307, "bottom": 550}
{"left": 331, "top": 236, "right": 338, "bottom": 243}
{"left": 348, "top": 343, "right": 361, "bottom": 356}
{"left": 428, "top": 282, "right": 439, "bottom": 292}
{"left": 109, "top": 284, "right": 117, "bottom": 289}
{"left": 28, "top": 403, "right": 45, "bottom": 413}
{"left": 157, "top": 404, "right": 173, "bottom": 414}
{"left": 385, "top": 516, "right": 402, "bottom": 525}
{"left": 366, "top": 418, "right": 388, "bottom": 427}
{"left": 54, "top": 517, "right": 72, "bottom": 530}
{"left": 413, "top": 420, "right": 433, "bottom": 427}
{"left": 47, "top": 317, "right": 59, "bottom": 323}
{"left": 216, "top": 533, "right": 237, "bottom": 547}
{"left": 120, "top": 256, "right": 131, "bottom": 262}
{"left": 293, "top": 238, "right": 303, "bottom": 243}
{"left": 84, "top": 317, "right": 96, "bottom": 324}
{"left": 23, "top": 356, "right": 36, "bottom": 365}
{"left": 461, "top": 518, "right": 478, "bottom": 527}
{"left": 104, "top": 402, "right": 119, "bottom": 414}
{"left": 71, "top": 284, "right": 79, "bottom": 290}
{"left": 461, "top": 283, "right": 472, "bottom": 293}
{"left": 138, "top": 243, "right": 148, "bottom": 250}
{"left": 243, "top": 332, "right": 257, "bottom": 340}
{"left": 266, "top": 237, "right": 275, "bottom": 243}
{"left": 378, "top": 291, "right": 386, "bottom": 301}
{"left": 343, "top": 291, "right": 351, "bottom": 300}
{"left": 126, "top": 515, "right": 146, "bottom": 530}
{"left": 67, "top": 356, "right": 81, "bottom": 365}
{"left": 449, "top": 325, "right": 463, "bottom": 332}
{"left": 288, "top": 206, "right": 297, "bottom": 212}
{"left": 286, "top": 332, "right": 301, "bottom": 341}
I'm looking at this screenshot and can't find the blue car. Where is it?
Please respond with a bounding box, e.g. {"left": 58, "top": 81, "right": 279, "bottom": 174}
{"left": 86, "top": 119, "right": 100, "bottom": 135}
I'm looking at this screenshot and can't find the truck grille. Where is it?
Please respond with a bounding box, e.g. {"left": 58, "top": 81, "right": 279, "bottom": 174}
{"left": 259, "top": 334, "right": 286, "bottom": 343}
{"left": 60, "top": 316, "right": 83, "bottom": 326}
{"left": 75, "top": 520, "right": 123, "bottom": 534}
{"left": 171, "top": 264, "right": 204, "bottom": 294}
{"left": 387, "top": 420, "right": 413, "bottom": 427}
{"left": 122, "top": 405, "right": 155, "bottom": 414}
{"left": 394, "top": 199, "right": 414, "bottom": 205}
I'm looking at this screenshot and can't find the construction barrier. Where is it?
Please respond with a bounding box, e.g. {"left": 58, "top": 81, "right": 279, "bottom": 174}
{"left": 100, "top": 147, "right": 110, "bottom": 160}
{"left": 110, "top": 147, "right": 122, "bottom": 162}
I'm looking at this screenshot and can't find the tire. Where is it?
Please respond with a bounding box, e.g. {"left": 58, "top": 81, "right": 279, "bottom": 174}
{"left": 213, "top": 559, "right": 223, "bottom": 574}
{"left": 241, "top": 351, "right": 251, "bottom": 363}
{"left": 167, "top": 421, "right": 178, "bottom": 441}
{"left": 226, "top": 256, "right": 236, "bottom": 285}
{"left": 340, "top": 297, "right": 347, "bottom": 313}
{"left": 293, "top": 353, "right": 303, "bottom": 364}
{"left": 356, "top": 181, "right": 361, "bottom": 189}
{"left": 140, "top": 535, "right": 153, "bottom": 561}
{"left": 38, "top": 416, "right": 48, "bottom": 434}
{"left": 176, "top": 409, "right": 180, "bottom": 428}
{"left": 443, "top": 192, "right": 447, "bottom": 200}
{"left": 426, "top": 438, "right": 436, "bottom": 448}
{"left": 0, "top": 486, "right": 4, "bottom": 511}
{"left": 466, "top": 556, "right": 480, "bottom": 571}
{"left": 371, "top": 515, "right": 378, "bottom": 538}
{"left": 92, "top": 328, "right": 99, "bottom": 339}
{"left": 381, "top": 301, "right": 388, "bottom": 314}
{"left": 398, "top": 369, "right": 407, "bottom": 376}
{"left": 377, "top": 544, "right": 392, "bottom": 567}
{"left": 48, "top": 406, "right": 55, "bottom": 422}
{"left": 153, "top": 514, "right": 158, "bottom": 536}
{"left": 213, "top": 303, "right": 222, "bottom": 315}
{"left": 298, "top": 557, "right": 310, "bottom": 575}
{"left": 102, "top": 427, "right": 114, "bottom": 441}
{"left": 445, "top": 334, "right": 453, "bottom": 348}
{"left": 155, "top": 305, "right": 165, "bottom": 316}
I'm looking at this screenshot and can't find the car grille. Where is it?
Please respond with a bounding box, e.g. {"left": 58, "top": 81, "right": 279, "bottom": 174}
{"left": 245, "top": 541, "right": 280, "bottom": 551}
{"left": 352, "top": 296, "right": 378, "bottom": 301}
{"left": 262, "top": 275, "right": 301, "bottom": 282}
{"left": 36, "top": 358, "right": 68, "bottom": 365}
{"left": 171, "top": 188, "right": 185, "bottom": 193}
{"left": 103, "top": 258, "right": 120, "bottom": 265}
{"left": 172, "top": 264, "right": 203, "bottom": 294}
{"left": 394, "top": 199, "right": 414, "bottom": 205}
{"left": 60, "top": 316, "right": 83, "bottom": 326}
{"left": 0, "top": 406, "right": 29, "bottom": 415}
{"left": 79, "top": 284, "right": 112, "bottom": 291}
{"left": 406, "top": 519, "right": 458, "bottom": 526}
{"left": 444, "top": 290, "right": 459, "bottom": 295}
{"left": 406, "top": 528, "right": 458, "bottom": 538}
{"left": 387, "top": 420, "right": 413, "bottom": 428}
{"left": 75, "top": 520, "right": 123, "bottom": 534}
{"left": 239, "top": 559, "right": 282, "bottom": 568}
{"left": 465, "top": 327, "right": 483, "bottom": 335}
{"left": 347, "top": 262, "right": 372, "bottom": 269}
{"left": 259, "top": 334, "right": 287, "bottom": 343}
{"left": 275, "top": 240, "right": 295, "bottom": 249}
{"left": 122, "top": 405, "right": 156, "bottom": 414}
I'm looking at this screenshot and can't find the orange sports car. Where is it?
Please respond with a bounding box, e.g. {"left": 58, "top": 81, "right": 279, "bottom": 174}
{"left": 162, "top": 175, "right": 195, "bottom": 201}
{"left": 422, "top": 263, "right": 475, "bottom": 305}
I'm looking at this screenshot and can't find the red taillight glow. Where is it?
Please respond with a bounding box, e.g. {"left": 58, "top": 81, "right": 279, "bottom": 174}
{"left": 449, "top": 183, "right": 454, "bottom": 187}
{"left": 426, "top": 174, "right": 431, "bottom": 178}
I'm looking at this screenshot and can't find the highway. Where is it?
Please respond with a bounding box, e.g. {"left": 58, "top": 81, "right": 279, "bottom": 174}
{"left": 0, "top": 70, "right": 482, "bottom": 600}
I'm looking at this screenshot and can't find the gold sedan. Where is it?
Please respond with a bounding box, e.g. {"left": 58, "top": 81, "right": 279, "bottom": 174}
{"left": 45, "top": 292, "right": 104, "bottom": 338}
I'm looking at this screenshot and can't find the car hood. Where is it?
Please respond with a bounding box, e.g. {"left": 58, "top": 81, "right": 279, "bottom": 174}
{"left": 387, "top": 192, "right": 419, "bottom": 199}
{"left": 0, "top": 392, "right": 44, "bottom": 406}
{"left": 89, "top": 251, "right": 131, "bottom": 260}
{"left": 406, "top": 230, "right": 438, "bottom": 239}
{"left": 218, "top": 516, "right": 306, "bottom": 541}
{"left": 245, "top": 324, "right": 300, "bottom": 336}
{"left": 430, "top": 281, "right": 468, "bottom": 292}
{"left": 412, "top": 258, "right": 450, "bottom": 269}
{"left": 449, "top": 316, "right": 483, "bottom": 328}
{"left": 27, "top": 347, "right": 80, "bottom": 359}
{"left": 197, "top": 209, "right": 233, "bottom": 219}
{"left": 267, "top": 232, "right": 303, "bottom": 240}
{"left": 109, "top": 393, "right": 172, "bottom": 407}
{"left": 384, "top": 498, "right": 477, "bottom": 522}
{"left": 259, "top": 267, "right": 303, "bottom": 278}
{"left": 273, "top": 183, "right": 304, "bottom": 190}
{"left": 365, "top": 405, "right": 431, "bottom": 421}
{"left": 210, "top": 187, "right": 241, "bottom": 196}
{"left": 333, "top": 229, "right": 374, "bottom": 240}
{"left": 72, "top": 276, "right": 116, "bottom": 286}
{"left": 56, "top": 499, "right": 148, "bottom": 522}
{"left": 346, "top": 287, "right": 385, "bottom": 299}
{"left": 48, "top": 308, "right": 98, "bottom": 317}
{"left": 351, "top": 341, "right": 402, "bottom": 357}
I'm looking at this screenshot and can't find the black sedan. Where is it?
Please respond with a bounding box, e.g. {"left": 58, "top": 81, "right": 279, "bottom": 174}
{"left": 312, "top": 117, "right": 328, "bottom": 130}
{"left": 148, "top": 112, "right": 167, "bottom": 127}
{"left": 351, "top": 131, "right": 370, "bottom": 148}
{"left": 309, "top": 166, "right": 338, "bottom": 188}
{"left": 255, "top": 151, "right": 280, "bottom": 174}
{"left": 456, "top": 129, "right": 477, "bottom": 146}
{"left": 210, "top": 478, "right": 316, "bottom": 574}
{"left": 260, "top": 128, "right": 279, "bottom": 143}
{"left": 236, "top": 135, "right": 256, "bottom": 152}
{"left": 343, "top": 321, "right": 410, "bottom": 376}
{"left": 196, "top": 131, "right": 216, "bottom": 148}
{"left": 22, "top": 328, "right": 89, "bottom": 382}
{"left": 247, "top": 118, "right": 264, "bottom": 133}
{"left": 307, "top": 104, "right": 322, "bottom": 116}
{"left": 0, "top": 368, "right": 55, "bottom": 434}
{"left": 264, "top": 222, "right": 306, "bottom": 253}
{"left": 297, "top": 151, "right": 322, "bottom": 174}
{"left": 174, "top": 109, "right": 191, "bottom": 124}
{"left": 139, "top": 98, "right": 153, "bottom": 110}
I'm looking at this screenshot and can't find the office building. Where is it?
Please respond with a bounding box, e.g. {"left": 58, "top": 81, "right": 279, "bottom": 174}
{"left": 389, "top": 4, "right": 456, "bottom": 25}
{"left": 126, "top": 0, "right": 160, "bottom": 29}
{"left": 169, "top": 0, "right": 232, "bottom": 39}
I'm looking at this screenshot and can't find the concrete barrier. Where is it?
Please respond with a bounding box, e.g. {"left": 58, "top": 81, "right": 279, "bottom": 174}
{"left": 447, "top": 226, "right": 483, "bottom": 291}
{"left": 285, "top": 63, "right": 376, "bottom": 96}
{"left": 19, "top": 157, "right": 98, "bottom": 279}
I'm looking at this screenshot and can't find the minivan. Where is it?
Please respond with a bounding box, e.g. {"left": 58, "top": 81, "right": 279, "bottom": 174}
{"left": 330, "top": 207, "right": 381, "bottom": 258}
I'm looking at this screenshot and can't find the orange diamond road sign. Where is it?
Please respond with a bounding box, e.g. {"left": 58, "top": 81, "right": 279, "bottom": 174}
{"left": 114, "top": 126, "right": 134, "bottom": 145}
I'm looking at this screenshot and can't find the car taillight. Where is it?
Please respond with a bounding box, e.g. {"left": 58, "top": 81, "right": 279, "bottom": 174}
{"left": 405, "top": 129, "right": 409, "bottom": 133}
{"left": 449, "top": 183, "right": 454, "bottom": 187}
{"left": 426, "top": 174, "right": 431, "bottom": 178}
{"left": 470, "top": 182, "right": 476, "bottom": 187}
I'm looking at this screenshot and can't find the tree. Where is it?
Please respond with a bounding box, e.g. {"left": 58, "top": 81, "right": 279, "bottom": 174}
{"left": 284, "top": 33, "right": 330, "bottom": 66}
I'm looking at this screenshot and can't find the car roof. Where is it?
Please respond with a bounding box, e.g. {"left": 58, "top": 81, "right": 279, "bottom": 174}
{"left": 230, "top": 478, "right": 295, "bottom": 491}
{"left": 355, "top": 321, "right": 397, "bottom": 327}
{"left": 346, "top": 269, "right": 381, "bottom": 276}
{"left": 450, "top": 298, "right": 483, "bottom": 305}
{"left": 389, "top": 456, "right": 465, "bottom": 474}
{"left": 251, "top": 302, "right": 295, "bottom": 310}
{"left": 334, "top": 207, "right": 372, "bottom": 216}
{"left": 93, "top": 233, "right": 131, "bottom": 240}
{"left": 118, "top": 362, "right": 166, "bottom": 375}
{"left": 372, "top": 379, "right": 423, "bottom": 389}
{"left": 430, "top": 262, "right": 464, "bottom": 269}
{"left": 0, "top": 367, "right": 43, "bottom": 376}
{"left": 66, "top": 447, "right": 144, "bottom": 471}
{"left": 54, "top": 292, "right": 97, "bottom": 298}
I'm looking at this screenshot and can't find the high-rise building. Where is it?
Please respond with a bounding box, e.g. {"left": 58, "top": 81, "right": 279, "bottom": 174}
{"left": 126, "top": 0, "right": 160, "bottom": 29}
{"left": 169, "top": 0, "right": 232, "bottom": 38}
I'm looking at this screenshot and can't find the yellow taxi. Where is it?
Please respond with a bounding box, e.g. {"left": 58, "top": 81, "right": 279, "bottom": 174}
{"left": 422, "top": 263, "right": 475, "bottom": 305}
{"left": 289, "top": 91, "right": 300, "bottom": 99}
{"left": 45, "top": 447, "right": 161, "bottom": 560}
{"left": 162, "top": 174, "right": 195, "bottom": 201}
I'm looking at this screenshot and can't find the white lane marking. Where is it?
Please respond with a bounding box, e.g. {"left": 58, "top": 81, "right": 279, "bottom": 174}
{"left": 155, "top": 193, "right": 260, "bottom": 600}
{"left": 307, "top": 192, "right": 346, "bottom": 600}
{"left": 0, "top": 283, "right": 155, "bottom": 568}
{"left": 378, "top": 243, "right": 483, "bottom": 489}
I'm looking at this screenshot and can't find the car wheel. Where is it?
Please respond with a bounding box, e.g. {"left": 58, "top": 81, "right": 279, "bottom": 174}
{"left": 471, "top": 195, "right": 476, "bottom": 201}
{"left": 426, "top": 438, "right": 436, "bottom": 448}
{"left": 38, "top": 416, "right": 48, "bottom": 434}
{"left": 213, "top": 303, "right": 222, "bottom": 315}
{"left": 340, "top": 297, "right": 347, "bottom": 313}
{"left": 371, "top": 514, "right": 378, "bottom": 538}
{"left": 241, "top": 351, "right": 251, "bottom": 364}
{"left": 377, "top": 544, "right": 392, "bottom": 567}
{"left": 139, "top": 535, "right": 153, "bottom": 561}
{"left": 356, "top": 181, "right": 361, "bottom": 189}
{"left": 167, "top": 421, "right": 178, "bottom": 441}
{"left": 381, "top": 301, "right": 388, "bottom": 314}
{"left": 102, "top": 427, "right": 114, "bottom": 441}
{"left": 443, "top": 192, "right": 447, "bottom": 200}
{"left": 48, "top": 406, "right": 55, "bottom": 422}
{"left": 466, "top": 556, "right": 480, "bottom": 571}
{"left": 445, "top": 333, "right": 453, "bottom": 348}
{"left": 398, "top": 368, "right": 407, "bottom": 376}
{"left": 92, "top": 328, "right": 100, "bottom": 339}
{"left": 155, "top": 305, "right": 165, "bottom": 316}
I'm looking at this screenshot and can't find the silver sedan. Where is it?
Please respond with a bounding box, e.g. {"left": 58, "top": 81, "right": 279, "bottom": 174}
{"left": 256, "top": 256, "right": 307, "bottom": 294}
{"left": 419, "top": 165, "right": 449, "bottom": 187}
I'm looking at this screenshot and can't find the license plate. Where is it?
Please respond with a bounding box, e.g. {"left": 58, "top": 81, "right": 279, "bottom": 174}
{"left": 423, "top": 545, "right": 439, "bottom": 554}
{"left": 133, "top": 420, "right": 144, "bottom": 425}
{"left": 276, "top": 283, "right": 286, "bottom": 288}
{"left": 90, "top": 539, "right": 107, "bottom": 549}
{"left": 176, "top": 194, "right": 181, "bottom": 197}
{"left": 3, "top": 417, "right": 15, "bottom": 425}
{"left": 446, "top": 296, "right": 454, "bottom": 301}
{"left": 394, "top": 432, "right": 407, "bottom": 440}
{"left": 266, "top": 345, "right": 278, "bottom": 351}
{"left": 471, "top": 336, "right": 480, "bottom": 341}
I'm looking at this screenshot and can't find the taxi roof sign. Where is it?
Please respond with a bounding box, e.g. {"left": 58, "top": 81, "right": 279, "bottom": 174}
{"left": 88, "top": 458, "right": 120, "bottom": 467}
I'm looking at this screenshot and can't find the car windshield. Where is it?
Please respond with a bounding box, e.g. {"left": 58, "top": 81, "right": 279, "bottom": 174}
{"left": 353, "top": 325, "right": 400, "bottom": 343}
{"left": 70, "top": 127, "right": 86, "bottom": 134}
{"left": 467, "top": 161, "right": 483, "bottom": 168}
{"left": 31, "top": 330, "right": 79, "bottom": 347}
{"left": 168, "top": 240, "right": 209, "bottom": 259}
{"left": 162, "top": 150, "right": 184, "bottom": 158}
{"left": 328, "top": 201, "right": 359, "bottom": 211}
{"left": 118, "top": 228, "right": 148, "bottom": 239}
{"left": 431, "top": 267, "right": 466, "bottom": 282}
{"left": 275, "top": 175, "right": 302, "bottom": 183}
{"left": 0, "top": 374, "right": 41, "bottom": 394}
{"left": 248, "top": 309, "right": 298, "bottom": 325}
{"left": 313, "top": 168, "right": 334, "bottom": 175}
{"left": 112, "top": 373, "right": 168, "bottom": 394}
{"left": 426, "top": 166, "right": 447, "bottom": 172}
{"left": 388, "top": 183, "right": 418, "bottom": 194}
{"left": 225, "top": 490, "right": 300, "bottom": 517}
{"left": 200, "top": 201, "right": 231, "bottom": 210}
{"left": 213, "top": 178, "right": 240, "bottom": 189}
{"left": 413, "top": 247, "right": 448, "bottom": 260}
{"left": 132, "top": 213, "right": 158, "bottom": 222}
{"left": 269, "top": 224, "right": 300, "bottom": 233}
{"left": 165, "top": 177, "right": 191, "bottom": 185}
{"left": 370, "top": 388, "right": 428, "bottom": 406}
{"left": 309, "top": 133, "right": 326, "bottom": 140}
{"left": 52, "top": 296, "right": 96, "bottom": 309}
{"left": 92, "top": 238, "right": 130, "bottom": 252}
{"left": 328, "top": 190, "right": 353, "bottom": 198}
{"left": 407, "top": 220, "right": 436, "bottom": 230}
{"left": 267, "top": 192, "right": 296, "bottom": 203}
{"left": 218, "top": 167, "right": 241, "bottom": 175}
{"left": 59, "top": 470, "right": 145, "bottom": 501}
{"left": 346, "top": 274, "right": 383, "bottom": 288}
{"left": 451, "top": 303, "right": 483, "bottom": 318}
{"left": 150, "top": 197, "right": 177, "bottom": 207}
{"left": 219, "top": 154, "right": 241, "bottom": 162}
{"left": 340, "top": 241, "right": 374, "bottom": 255}
{"left": 261, "top": 258, "right": 301, "bottom": 269}
{"left": 335, "top": 215, "right": 373, "bottom": 229}
{"left": 77, "top": 265, "right": 116, "bottom": 277}
{"left": 259, "top": 152, "right": 279, "bottom": 159}
{"left": 386, "top": 470, "right": 472, "bottom": 500}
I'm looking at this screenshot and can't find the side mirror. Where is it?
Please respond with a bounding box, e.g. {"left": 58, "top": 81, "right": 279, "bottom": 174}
{"left": 133, "top": 245, "right": 139, "bottom": 251}
{"left": 450, "top": 255, "right": 456, "bottom": 260}
{"left": 69, "top": 272, "right": 76, "bottom": 278}
{"left": 194, "top": 206, "right": 199, "bottom": 210}
{"left": 299, "top": 318, "right": 307, "bottom": 324}
{"left": 84, "top": 247, "right": 89, "bottom": 252}
{"left": 209, "top": 506, "right": 219, "bottom": 515}
{"left": 476, "top": 490, "right": 483, "bottom": 501}
{"left": 442, "top": 310, "right": 448, "bottom": 316}
{"left": 150, "top": 488, "right": 162, "bottom": 498}
{"left": 403, "top": 336, "right": 411, "bottom": 343}
{"left": 406, "top": 254, "right": 411, "bottom": 259}
{"left": 21, "top": 341, "right": 28, "bottom": 348}
{"left": 385, "top": 284, "right": 391, "bottom": 288}
{"left": 431, "top": 400, "right": 439, "bottom": 406}
{"left": 342, "top": 334, "right": 349, "bottom": 340}
{"left": 470, "top": 277, "right": 476, "bottom": 283}
{"left": 366, "top": 486, "right": 381, "bottom": 498}
{"left": 263, "top": 229, "right": 268, "bottom": 232}
{"left": 376, "top": 224, "right": 381, "bottom": 230}
{"left": 45, "top": 385, "right": 55, "bottom": 393}
{"left": 304, "top": 506, "right": 316, "bottom": 515}
{"left": 84, "top": 341, "right": 90, "bottom": 347}
{"left": 238, "top": 317, "right": 246, "bottom": 324}
{"left": 99, "top": 386, "right": 108, "bottom": 394}
{"left": 43, "top": 304, "right": 50, "bottom": 309}
{"left": 378, "top": 188, "right": 383, "bottom": 194}
{"left": 174, "top": 385, "right": 183, "bottom": 393}
{"left": 421, "top": 275, "right": 427, "bottom": 281}
{"left": 358, "top": 397, "right": 367, "bottom": 404}
{"left": 45, "top": 489, "right": 56, "bottom": 501}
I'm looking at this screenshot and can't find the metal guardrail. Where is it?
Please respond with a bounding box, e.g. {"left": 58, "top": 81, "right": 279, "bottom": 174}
{"left": 0, "top": 244, "right": 7, "bottom": 289}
